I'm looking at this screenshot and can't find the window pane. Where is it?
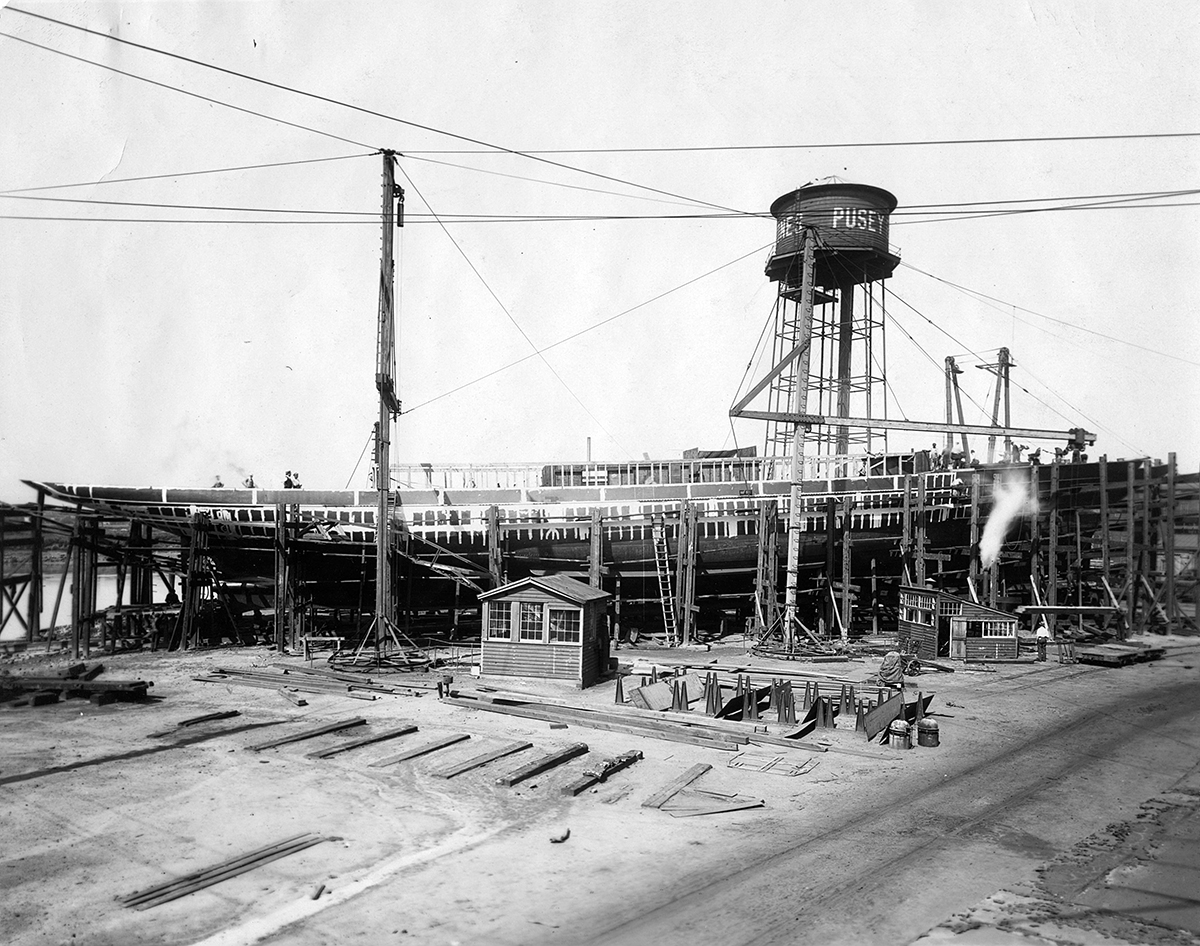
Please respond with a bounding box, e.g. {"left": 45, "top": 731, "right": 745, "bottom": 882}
{"left": 487, "top": 602, "right": 511, "bottom": 640}
{"left": 548, "top": 608, "right": 581, "bottom": 643}
{"left": 519, "top": 602, "right": 543, "bottom": 642}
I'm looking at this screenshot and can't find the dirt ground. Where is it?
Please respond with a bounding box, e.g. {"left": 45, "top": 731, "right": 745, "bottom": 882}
{"left": 2, "top": 638, "right": 1198, "bottom": 946}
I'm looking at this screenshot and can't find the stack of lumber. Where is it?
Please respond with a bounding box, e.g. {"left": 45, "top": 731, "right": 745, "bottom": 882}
{"left": 445, "top": 688, "right": 824, "bottom": 752}
{"left": 1, "top": 663, "right": 151, "bottom": 706}
{"left": 120, "top": 833, "right": 330, "bottom": 909}
{"left": 623, "top": 661, "right": 861, "bottom": 688}
{"left": 194, "top": 666, "right": 427, "bottom": 701}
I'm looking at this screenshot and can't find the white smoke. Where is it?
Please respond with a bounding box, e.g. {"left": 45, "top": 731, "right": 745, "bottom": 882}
{"left": 979, "top": 472, "right": 1037, "bottom": 568}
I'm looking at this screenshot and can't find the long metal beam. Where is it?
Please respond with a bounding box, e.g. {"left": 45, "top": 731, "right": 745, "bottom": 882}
{"left": 732, "top": 410, "right": 1093, "bottom": 443}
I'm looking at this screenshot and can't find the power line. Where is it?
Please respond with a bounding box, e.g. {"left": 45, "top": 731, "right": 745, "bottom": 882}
{"left": 3, "top": 6, "right": 754, "bottom": 217}
{"left": 402, "top": 153, "right": 708, "bottom": 210}
{"left": 900, "top": 262, "right": 1200, "bottom": 368}
{"left": 7, "top": 198, "right": 1198, "bottom": 227}
{"left": 901, "top": 188, "right": 1200, "bottom": 211}
{"left": 394, "top": 131, "right": 1200, "bottom": 154}
{"left": 0, "top": 31, "right": 376, "bottom": 149}
{"left": 0, "top": 191, "right": 759, "bottom": 220}
{"left": 404, "top": 240, "right": 774, "bottom": 414}
{"left": 0, "top": 153, "right": 373, "bottom": 196}
{"left": 395, "top": 161, "right": 633, "bottom": 458}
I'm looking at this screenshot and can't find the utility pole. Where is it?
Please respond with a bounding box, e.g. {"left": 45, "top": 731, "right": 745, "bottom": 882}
{"left": 783, "top": 228, "right": 816, "bottom": 649}
{"left": 979, "top": 347, "right": 1012, "bottom": 463}
{"left": 364, "top": 150, "right": 404, "bottom": 658}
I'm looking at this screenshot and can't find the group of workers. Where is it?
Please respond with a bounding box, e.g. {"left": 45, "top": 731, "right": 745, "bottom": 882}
{"left": 209, "top": 471, "right": 299, "bottom": 489}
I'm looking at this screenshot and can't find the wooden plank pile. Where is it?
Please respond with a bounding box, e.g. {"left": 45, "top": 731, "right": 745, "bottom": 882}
{"left": 1075, "top": 642, "right": 1166, "bottom": 667}
{"left": 1, "top": 663, "right": 151, "bottom": 707}
{"left": 120, "top": 833, "right": 330, "bottom": 910}
{"left": 445, "top": 688, "right": 824, "bottom": 753}
{"left": 194, "top": 665, "right": 429, "bottom": 702}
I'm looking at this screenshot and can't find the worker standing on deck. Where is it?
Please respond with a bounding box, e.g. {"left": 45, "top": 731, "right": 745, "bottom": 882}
{"left": 1036, "top": 620, "right": 1051, "bottom": 662}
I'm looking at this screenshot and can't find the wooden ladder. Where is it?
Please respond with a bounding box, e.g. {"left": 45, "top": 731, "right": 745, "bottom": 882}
{"left": 651, "top": 516, "right": 678, "bottom": 643}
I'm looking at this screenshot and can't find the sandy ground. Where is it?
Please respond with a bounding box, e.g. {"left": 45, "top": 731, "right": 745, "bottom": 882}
{"left": 2, "top": 639, "right": 1198, "bottom": 946}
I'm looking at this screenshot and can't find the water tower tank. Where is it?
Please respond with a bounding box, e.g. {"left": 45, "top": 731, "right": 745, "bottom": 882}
{"left": 765, "top": 182, "right": 900, "bottom": 290}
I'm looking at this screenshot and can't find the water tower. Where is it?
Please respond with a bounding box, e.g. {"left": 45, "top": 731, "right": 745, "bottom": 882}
{"left": 760, "top": 181, "right": 900, "bottom": 462}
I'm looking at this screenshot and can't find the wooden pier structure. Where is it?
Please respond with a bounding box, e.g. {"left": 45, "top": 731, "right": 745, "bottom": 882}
{"left": 3, "top": 451, "right": 1196, "bottom": 660}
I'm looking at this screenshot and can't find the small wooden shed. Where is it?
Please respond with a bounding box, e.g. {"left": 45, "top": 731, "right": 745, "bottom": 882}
{"left": 479, "top": 575, "right": 611, "bottom": 688}
{"left": 897, "top": 585, "right": 1019, "bottom": 660}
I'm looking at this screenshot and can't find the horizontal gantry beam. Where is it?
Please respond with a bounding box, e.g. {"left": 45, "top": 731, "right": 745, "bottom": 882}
{"left": 732, "top": 410, "right": 1094, "bottom": 444}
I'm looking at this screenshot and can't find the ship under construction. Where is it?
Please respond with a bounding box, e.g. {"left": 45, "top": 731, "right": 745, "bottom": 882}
{"left": 3, "top": 174, "right": 1197, "bottom": 657}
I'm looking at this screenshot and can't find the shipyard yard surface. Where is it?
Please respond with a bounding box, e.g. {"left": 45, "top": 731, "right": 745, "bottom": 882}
{"left": 3, "top": 641, "right": 1199, "bottom": 946}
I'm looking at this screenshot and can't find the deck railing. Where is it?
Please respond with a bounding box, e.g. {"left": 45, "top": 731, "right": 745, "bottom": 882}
{"left": 391, "top": 451, "right": 936, "bottom": 492}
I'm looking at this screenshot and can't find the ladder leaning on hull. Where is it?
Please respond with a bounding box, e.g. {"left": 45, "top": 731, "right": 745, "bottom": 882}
{"left": 651, "top": 516, "right": 678, "bottom": 643}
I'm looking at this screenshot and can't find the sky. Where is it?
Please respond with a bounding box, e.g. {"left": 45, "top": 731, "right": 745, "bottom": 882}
{"left": 1, "top": 1, "right": 1198, "bottom": 502}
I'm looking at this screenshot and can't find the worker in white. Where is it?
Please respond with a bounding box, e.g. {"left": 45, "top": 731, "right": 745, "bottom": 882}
{"left": 1035, "top": 621, "right": 1051, "bottom": 662}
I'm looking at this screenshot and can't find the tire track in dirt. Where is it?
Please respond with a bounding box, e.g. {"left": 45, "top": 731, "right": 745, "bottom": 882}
{"left": 585, "top": 677, "right": 1200, "bottom": 946}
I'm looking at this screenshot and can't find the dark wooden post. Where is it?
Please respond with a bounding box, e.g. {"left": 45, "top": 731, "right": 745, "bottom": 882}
{"left": 839, "top": 499, "right": 852, "bottom": 643}
{"left": 70, "top": 515, "right": 83, "bottom": 659}
{"left": 274, "top": 502, "right": 288, "bottom": 651}
{"left": 1166, "top": 452, "right": 1177, "bottom": 624}
{"left": 1138, "top": 457, "right": 1152, "bottom": 633}
{"left": 968, "top": 471, "right": 981, "bottom": 596}
{"left": 589, "top": 508, "right": 602, "bottom": 588}
{"left": 487, "top": 505, "right": 504, "bottom": 587}
{"left": 1099, "top": 455, "right": 1110, "bottom": 588}
{"left": 1125, "top": 460, "right": 1137, "bottom": 636}
{"left": 1048, "top": 462, "right": 1060, "bottom": 636}
{"left": 902, "top": 474, "right": 913, "bottom": 583}
{"left": 870, "top": 556, "right": 879, "bottom": 636}
{"left": 989, "top": 472, "right": 1001, "bottom": 608}
{"left": 915, "top": 476, "right": 927, "bottom": 584}
{"left": 27, "top": 490, "right": 44, "bottom": 642}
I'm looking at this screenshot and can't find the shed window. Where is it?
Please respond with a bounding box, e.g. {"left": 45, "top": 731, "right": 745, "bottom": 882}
{"left": 965, "top": 620, "right": 1013, "bottom": 638}
{"left": 548, "top": 608, "right": 581, "bottom": 643}
{"left": 486, "top": 602, "right": 512, "bottom": 640}
{"left": 519, "top": 602, "right": 544, "bottom": 642}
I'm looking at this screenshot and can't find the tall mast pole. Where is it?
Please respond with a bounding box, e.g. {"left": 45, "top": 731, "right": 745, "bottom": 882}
{"left": 375, "top": 151, "right": 402, "bottom": 638}
{"left": 782, "top": 228, "right": 816, "bottom": 649}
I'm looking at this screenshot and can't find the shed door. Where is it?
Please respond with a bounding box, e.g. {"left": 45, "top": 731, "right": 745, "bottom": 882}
{"left": 949, "top": 618, "right": 966, "bottom": 659}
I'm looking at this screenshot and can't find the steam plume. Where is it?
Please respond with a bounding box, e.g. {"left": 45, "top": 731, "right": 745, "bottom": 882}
{"left": 979, "top": 472, "right": 1037, "bottom": 567}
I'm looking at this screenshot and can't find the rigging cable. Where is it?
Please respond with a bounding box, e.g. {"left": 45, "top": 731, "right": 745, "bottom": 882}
{"left": 0, "top": 152, "right": 373, "bottom": 196}
{"left": 2, "top": 6, "right": 756, "bottom": 217}
{"left": 396, "top": 131, "right": 1200, "bottom": 154}
{"left": 899, "top": 262, "right": 1200, "bottom": 368}
{"left": 394, "top": 161, "right": 634, "bottom": 460}
{"left": 1008, "top": 367, "right": 1145, "bottom": 456}
{"left": 0, "top": 31, "right": 375, "bottom": 149}
{"left": 404, "top": 240, "right": 774, "bottom": 415}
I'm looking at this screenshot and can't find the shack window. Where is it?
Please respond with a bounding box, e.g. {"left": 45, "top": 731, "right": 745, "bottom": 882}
{"left": 486, "top": 602, "right": 512, "bottom": 640}
{"left": 966, "top": 619, "right": 1013, "bottom": 638}
{"left": 548, "top": 608, "right": 581, "bottom": 644}
{"left": 519, "top": 602, "right": 544, "bottom": 642}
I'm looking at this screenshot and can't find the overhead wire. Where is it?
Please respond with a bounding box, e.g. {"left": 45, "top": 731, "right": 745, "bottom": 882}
{"left": 394, "top": 160, "right": 634, "bottom": 459}
{"left": 900, "top": 262, "right": 1200, "bottom": 368}
{"left": 394, "top": 131, "right": 1200, "bottom": 154}
{"left": 403, "top": 240, "right": 774, "bottom": 415}
{"left": 401, "top": 153, "right": 709, "bottom": 210}
{"left": 2, "top": 6, "right": 756, "bottom": 217}
{"left": 0, "top": 152, "right": 373, "bottom": 196}
{"left": 1010, "top": 365, "right": 1145, "bottom": 456}
{"left": 0, "top": 31, "right": 376, "bottom": 149}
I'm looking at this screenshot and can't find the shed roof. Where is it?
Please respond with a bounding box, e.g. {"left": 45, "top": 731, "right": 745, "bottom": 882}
{"left": 900, "top": 585, "right": 1016, "bottom": 621}
{"left": 479, "top": 574, "right": 611, "bottom": 605}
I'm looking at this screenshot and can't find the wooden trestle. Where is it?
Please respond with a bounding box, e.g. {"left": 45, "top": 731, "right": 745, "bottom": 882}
{"left": 3, "top": 453, "right": 1197, "bottom": 655}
